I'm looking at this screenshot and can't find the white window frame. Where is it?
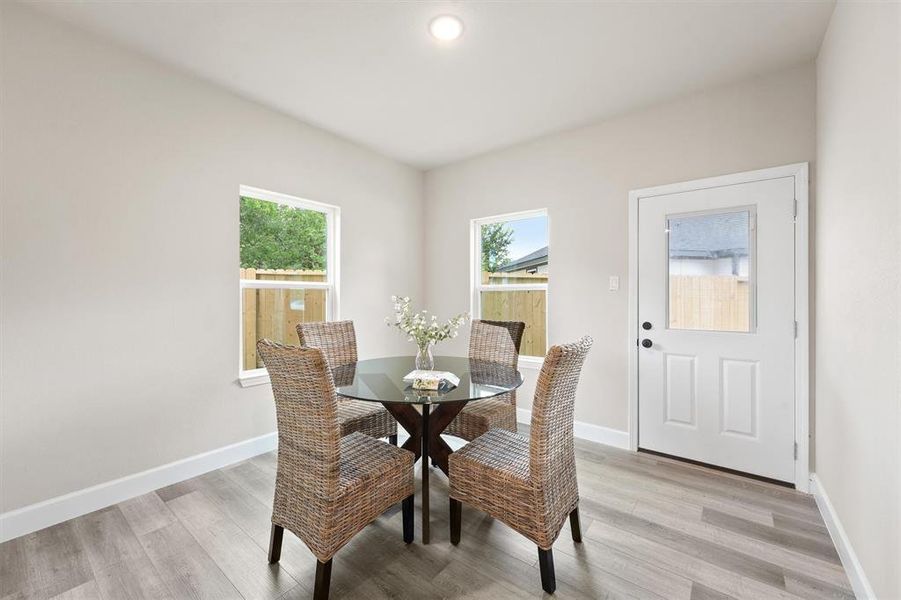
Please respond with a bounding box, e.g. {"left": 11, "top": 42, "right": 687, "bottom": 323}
{"left": 238, "top": 185, "right": 340, "bottom": 387}
{"left": 470, "top": 208, "right": 549, "bottom": 367}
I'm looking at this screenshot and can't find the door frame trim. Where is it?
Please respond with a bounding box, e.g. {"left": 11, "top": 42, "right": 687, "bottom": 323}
{"left": 627, "top": 163, "right": 810, "bottom": 492}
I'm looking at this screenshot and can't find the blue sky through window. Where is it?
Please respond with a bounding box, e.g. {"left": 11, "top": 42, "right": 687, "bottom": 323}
{"left": 505, "top": 215, "right": 548, "bottom": 262}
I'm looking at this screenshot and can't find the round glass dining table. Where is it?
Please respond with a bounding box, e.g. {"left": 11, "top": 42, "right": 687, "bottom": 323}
{"left": 332, "top": 356, "right": 523, "bottom": 544}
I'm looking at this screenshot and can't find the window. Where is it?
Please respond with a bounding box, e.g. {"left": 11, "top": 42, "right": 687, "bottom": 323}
{"left": 667, "top": 208, "right": 754, "bottom": 333}
{"left": 239, "top": 185, "right": 339, "bottom": 384}
{"left": 472, "top": 210, "right": 549, "bottom": 360}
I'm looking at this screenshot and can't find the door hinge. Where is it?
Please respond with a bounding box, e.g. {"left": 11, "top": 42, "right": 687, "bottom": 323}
{"left": 794, "top": 442, "right": 798, "bottom": 460}
{"left": 794, "top": 320, "right": 799, "bottom": 338}
{"left": 793, "top": 198, "right": 798, "bottom": 223}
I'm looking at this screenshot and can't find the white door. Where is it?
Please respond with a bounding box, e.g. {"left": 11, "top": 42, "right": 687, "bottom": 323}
{"left": 637, "top": 175, "right": 796, "bottom": 482}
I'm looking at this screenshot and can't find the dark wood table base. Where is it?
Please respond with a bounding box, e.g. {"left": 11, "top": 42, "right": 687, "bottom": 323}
{"left": 382, "top": 401, "right": 466, "bottom": 544}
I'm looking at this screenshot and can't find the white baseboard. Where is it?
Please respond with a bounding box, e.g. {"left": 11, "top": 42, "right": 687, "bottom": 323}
{"left": 809, "top": 473, "right": 875, "bottom": 600}
{"left": 0, "top": 432, "right": 277, "bottom": 543}
{"left": 516, "top": 408, "right": 631, "bottom": 450}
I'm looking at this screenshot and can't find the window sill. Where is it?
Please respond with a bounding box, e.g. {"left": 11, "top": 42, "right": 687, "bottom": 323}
{"left": 238, "top": 371, "right": 270, "bottom": 388}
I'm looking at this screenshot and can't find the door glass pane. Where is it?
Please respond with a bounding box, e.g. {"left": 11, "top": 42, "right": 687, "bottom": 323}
{"left": 668, "top": 210, "right": 752, "bottom": 332}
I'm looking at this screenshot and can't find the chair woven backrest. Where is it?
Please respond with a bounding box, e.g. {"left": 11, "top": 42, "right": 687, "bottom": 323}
{"left": 257, "top": 339, "right": 341, "bottom": 501}
{"left": 296, "top": 320, "right": 358, "bottom": 369}
{"left": 529, "top": 336, "right": 593, "bottom": 513}
{"left": 468, "top": 320, "right": 526, "bottom": 367}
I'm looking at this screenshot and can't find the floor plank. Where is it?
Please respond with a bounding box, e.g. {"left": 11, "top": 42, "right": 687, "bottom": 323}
{"left": 166, "top": 491, "right": 297, "bottom": 600}
{"left": 700, "top": 507, "right": 840, "bottom": 565}
{"left": 578, "top": 455, "right": 779, "bottom": 527}
{"left": 221, "top": 461, "right": 276, "bottom": 508}
{"left": 567, "top": 534, "right": 694, "bottom": 599}
{"left": 581, "top": 498, "right": 788, "bottom": 591}
{"left": 118, "top": 492, "right": 177, "bottom": 538}
{"left": 691, "top": 582, "right": 737, "bottom": 600}
{"left": 630, "top": 498, "right": 849, "bottom": 589}
{"left": 595, "top": 455, "right": 822, "bottom": 526}
{"left": 771, "top": 513, "right": 831, "bottom": 539}
{"left": 587, "top": 520, "right": 799, "bottom": 600}
{"left": 47, "top": 580, "right": 102, "bottom": 600}
{"left": 783, "top": 570, "right": 856, "bottom": 600}
{"left": 138, "top": 521, "right": 243, "bottom": 599}
{"left": 15, "top": 522, "right": 94, "bottom": 599}
{"left": 72, "top": 506, "right": 146, "bottom": 573}
{"left": 92, "top": 554, "right": 175, "bottom": 600}
{"left": 0, "top": 534, "right": 29, "bottom": 598}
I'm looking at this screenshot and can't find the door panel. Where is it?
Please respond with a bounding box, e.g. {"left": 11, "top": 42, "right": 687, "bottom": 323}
{"left": 664, "top": 354, "right": 696, "bottom": 426}
{"left": 720, "top": 358, "right": 758, "bottom": 438}
{"left": 638, "top": 176, "right": 795, "bottom": 482}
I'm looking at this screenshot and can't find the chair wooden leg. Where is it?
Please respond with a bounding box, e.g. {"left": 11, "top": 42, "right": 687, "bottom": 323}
{"left": 268, "top": 524, "right": 283, "bottom": 564}
{"left": 388, "top": 434, "right": 398, "bottom": 446}
{"left": 402, "top": 495, "right": 414, "bottom": 543}
{"left": 449, "top": 498, "right": 462, "bottom": 545}
{"left": 569, "top": 507, "right": 582, "bottom": 543}
{"left": 538, "top": 547, "right": 556, "bottom": 594}
{"left": 314, "top": 559, "right": 332, "bottom": 600}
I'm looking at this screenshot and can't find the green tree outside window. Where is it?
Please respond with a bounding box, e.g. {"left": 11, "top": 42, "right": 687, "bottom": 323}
{"left": 481, "top": 222, "right": 514, "bottom": 272}
{"left": 240, "top": 196, "right": 327, "bottom": 270}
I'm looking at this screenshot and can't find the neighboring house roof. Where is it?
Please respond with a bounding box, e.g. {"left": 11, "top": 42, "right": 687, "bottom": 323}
{"left": 669, "top": 211, "right": 749, "bottom": 259}
{"left": 499, "top": 246, "right": 548, "bottom": 272}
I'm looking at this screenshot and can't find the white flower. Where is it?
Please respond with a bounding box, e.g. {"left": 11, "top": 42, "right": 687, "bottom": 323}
{"left": 385, "top": 295, "right": 468, "bottom": 348}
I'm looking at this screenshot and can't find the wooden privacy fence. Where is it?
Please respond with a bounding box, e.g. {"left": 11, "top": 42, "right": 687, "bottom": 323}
{"left": 241, "top": 269, "right": 747, "bottom": 368}
{"left": 241, "top": 269, "right": 327, "bottom": 370}
{"left": 481, "top": 272, "right": 548, "bottom": 358}
{"left": 669, "top": 275, "right": 750, "bottom": 332}
{"left": 478, "top": 273, "right": 749, "bottom": 356}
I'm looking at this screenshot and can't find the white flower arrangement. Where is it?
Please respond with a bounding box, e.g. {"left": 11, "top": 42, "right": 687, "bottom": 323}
{"left": 385, "top": 296, "right": 468, "bottom": 351}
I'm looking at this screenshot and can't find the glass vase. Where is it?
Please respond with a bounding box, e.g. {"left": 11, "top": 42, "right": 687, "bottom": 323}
{"left": 415, "top": 343, "right": 435, "bottom": 371}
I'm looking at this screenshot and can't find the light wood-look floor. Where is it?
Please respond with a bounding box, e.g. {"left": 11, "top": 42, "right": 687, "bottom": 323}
{"left": 1, "top": 432, "right": 853, "bottom": 600}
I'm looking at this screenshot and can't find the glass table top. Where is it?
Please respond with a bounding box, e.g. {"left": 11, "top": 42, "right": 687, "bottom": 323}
{"left": 333, "top": 356, "right": 523, "bottom": 405}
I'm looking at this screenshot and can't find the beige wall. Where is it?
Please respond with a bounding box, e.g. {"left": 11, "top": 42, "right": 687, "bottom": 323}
{"left": 0, "top": 4, "right": 423, "bottom": 513}
{"left": 424, "top": 64, "right": 816, "bottom": 432}
{"left": 815, "top": 2, "right": 900, "bottom": 598}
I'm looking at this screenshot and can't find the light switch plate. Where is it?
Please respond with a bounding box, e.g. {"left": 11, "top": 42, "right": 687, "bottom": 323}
{"left": 609, "top": 276, "right": 620, "bottom": 291}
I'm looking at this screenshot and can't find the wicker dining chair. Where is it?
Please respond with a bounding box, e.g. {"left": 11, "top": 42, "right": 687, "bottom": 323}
{"left": 448, "top": 336, "right": 593, "bottom": 594}
{"left": 297, "top": 321, "right": 398, "bottom": 445}
{"left": 444, "top": 320, "right": 525, "bottom": 441}
{"left": 257, "top": 340, "right": 415, "bottom": 600}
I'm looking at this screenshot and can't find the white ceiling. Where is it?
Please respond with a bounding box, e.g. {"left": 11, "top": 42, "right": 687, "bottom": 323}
{"left": 30, "top": 1, "right": 835, "bottom": 169}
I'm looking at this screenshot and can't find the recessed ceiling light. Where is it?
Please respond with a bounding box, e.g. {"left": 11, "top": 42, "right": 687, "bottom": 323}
{"left": 429, "top": 15, "right": 464, "bottom": 41}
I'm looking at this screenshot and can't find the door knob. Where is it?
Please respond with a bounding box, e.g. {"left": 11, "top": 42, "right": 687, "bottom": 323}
{"left": 642, "top": 321, "right": 652, "bottom": 330}
{"left": 641, "top": 339, "right": 653, "bottom": 348}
